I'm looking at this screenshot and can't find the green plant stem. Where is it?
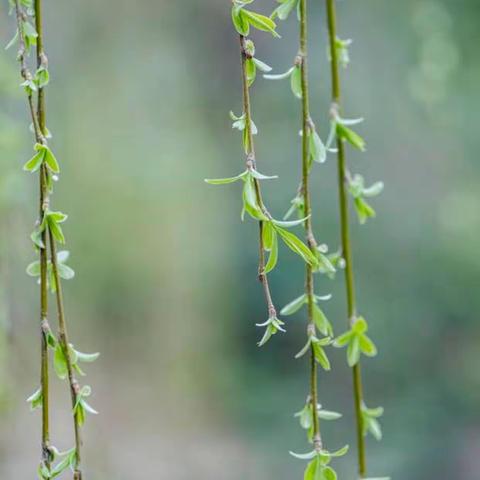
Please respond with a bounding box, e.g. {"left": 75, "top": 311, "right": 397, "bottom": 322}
{"left": 13, "top": 0, "right": 51, "bottom": 468}
{"left": 239, "top": 35, "right": 276, "bottom": 318}
{"left": 33, "top": 0, "right": 50, "bottom": 468}
{"left": 299, "top": 0, "right": 321, "bottom": 450}
{"left": 325, "top": 0, "right": 366, "bottom": 475}
{"left": 13, "top": 2, "right": 84, "bottom": 476}
{"left": 13, "top": 0, "right": 43, "bottom": 142}
{"left": 48, "top": 226, "right": 83, "bottom": 479}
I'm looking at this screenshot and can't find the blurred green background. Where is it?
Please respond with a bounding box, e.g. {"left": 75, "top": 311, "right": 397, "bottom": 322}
{"left": 1, "top": 0, "right": 479, "bottom": 478}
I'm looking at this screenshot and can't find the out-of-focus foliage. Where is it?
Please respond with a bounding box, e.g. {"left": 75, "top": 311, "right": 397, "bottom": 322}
{"left": 0, "top": 0, "right": 479, "bottom": 479}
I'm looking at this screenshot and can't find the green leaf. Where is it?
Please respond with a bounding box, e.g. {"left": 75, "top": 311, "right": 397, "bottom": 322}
{"left": 314, "top": 250, "right": 336, "bottom": 276}
{"left": 359, "top": 333, "right": 377, "bottom": 357}
{"left": 252, "top": 58, "right": 272, "bottom": 72}
{"left": 264, "top": 230, "right": 278, "bottom": 273}
{"left": 74, "top": 349, "right": 100, "bottom": 363}
{"left": 48, "top": 219, "right": 65, "bottom": 244}
{"left": 336, "top": 122, "right": 366, "bottom": 151}
{"left": 242, "top": 174, "right": 266, "bottom": 220}
{"left": 363, "top": 181, "right": 384, "bottom": 197}
{"left": 317, "top": 409, "right": 342, "bottom": 421}
{"left": 294, "top": 404, "right": 313, "bottom": 430}
{"left": 275, "top": 226, "right": 318, "bottom": 267}
{"left": 49, "top": 448, "right": 76, "bottom": 478}
{"left": 257, "top": 323, "right": 275, "bottom": 347}
{"left": 272, "top": 216, "right": 308, "bottom": 228}
{"left": 53, "top": 344, "right": 68, "bottom": 380}
{"left": 21, "top": 78, "right": 38, "bottom": 94}
{"left": 295, "top": 337, "right": 312, "bottom": 359}
{"left": 312, "top": 303, "right": 333, "bottom": 337}
{"left": 309, "top": 129, "right": 326, "bottom": 164}
{"left": 26, "top": 260, "right": 41, "bottom": 277}
{"left": 303, "top": 457, "right": 320, "bottom": 480}
{"left": 334, "top": 37, "right": 352, "bottom": 68}
{"left": 365, "top": 405, "right": 384, "bottom": 417}
{"left": 34, "top": 66, "right": 50, "bottom": 88}
{"left": 264, "top": 66, "right": 294, "bottom": 80}
{"left": 290, "top": 65, "right": 302, "bottom": 99}
{"left": 46, "top": 211, "right": 67, "bottom": 244}
{"left": 23, "top": 20, "right": 38, "bottom": 41}
{"left": 232, "top": 5, "right": 249, "bottom": 35}
{"left": 241, "top": 9, "right": 280, "bottom": 37}
{"left": 262, "top": 221, "right": 274, "bottom": 250}
{"left": 38, "top": 461, "right": 51, "bottom": 479}
{"left": 27, "top": 387, "right": 42, "bottom": 410}
{"left": 23, "top": 144, "right": 46, "bottom": 172}
{"left": 246, "top": 57, "right": 256, "bottom": 86}
{"left": 280, "top": 293, "right": 307, "bottom": 315}
{"left": 43, "top": 146, "right": 60, "bottom": 173}
{"left": 45, "top": 330, "right": 57, "bottom": 349}
{"left": 205, "top": 171, "right": 247, "bottom": 184}
{"left": 347, "top": 335, "right": 360, "bottom": 367}
{"left": 271, "top": 0, "right": 299, "bottom": 20}
{"left": 353, "top": 316, "right": 368, "bottom": 334}
{"left": 323, "top": 466, "right": 337, "bottom": 480}
{"left": 250, "top": 169, "right": 278, "bottom": 180}
{"left": 368, "top": 417, "right": 382, "bottom": 440}
{"left": 256, "top": 316, "right": 285, "bottom": 346}
{"left": 289, "top": 450, "right": 316, "bottom": 460}
{"left": 312, "top": 340, "right": 331, "bottom": 370}
{"left": 327, "top": 445, "right": 349, "bottom": 457}
{"left": 58, "top": 263, "right": 75, "bottom": 280}
{"left": 5, "top": 30, "right": 19, "bottom": 50}
{"left": 354, "top": 197, "right": 376, "bottom": 224}
{"left": 361, "top": 403, "right": 384, "bottom": 440}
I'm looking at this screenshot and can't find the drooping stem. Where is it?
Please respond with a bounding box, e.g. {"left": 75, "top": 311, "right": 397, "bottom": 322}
{"left": 48, "top": 227, "right": 83, "bottom": 479}
{"left": 325, "top": 0, "right": 366, "bottom": 475}
{"left": 13, "top": 1, "right": 86, "bottom": 476}
{"left": 299, "top": 0, "right": 321, "bottom": 450}
{"left": 239, "top": 35, "right": 276, "bottom": 319}
{"left": 33, "top": 0, "right": 51, "bottom": 467}
{"left": 13, "top": 0, "right": 51, "bottom": 468}
{"left": 13, "top": 0, "right": 43, "bottom": 143}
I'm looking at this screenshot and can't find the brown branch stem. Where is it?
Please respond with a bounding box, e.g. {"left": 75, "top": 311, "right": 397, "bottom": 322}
{"left": 48, "top": 227, "right": 83, "bottom": 478}
{"left": 239, "top": 35, "right": 276, "bottom": 318}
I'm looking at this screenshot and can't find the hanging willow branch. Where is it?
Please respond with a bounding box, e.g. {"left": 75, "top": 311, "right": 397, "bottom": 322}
{"left": 10, "top": 0, "right": 52, "bottom": 472}
{"left": 324, "top": 0, "right": 387, "bottom": 479}
{"left": 266, "top": 1, "right": 348, "bottom": 478}
{"left": 8, "top": 1, "right": 99, "bottom": 478}
{"left": 206, "top": 0, "right": 319, "bottom": 347}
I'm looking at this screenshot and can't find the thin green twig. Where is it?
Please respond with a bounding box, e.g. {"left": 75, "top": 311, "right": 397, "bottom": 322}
{"left": 325, "top": 0, "right": 367, "bottom": 474}
{"left": 299, "top": 0, "right": 322, "bottom": 450}
{"left": 239, "top": 34, "right": 277, "bottom": 318}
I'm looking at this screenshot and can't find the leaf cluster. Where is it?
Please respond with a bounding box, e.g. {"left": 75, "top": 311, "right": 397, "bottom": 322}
{"left": 333, "top": 317, "right": 377, "bottom": 367}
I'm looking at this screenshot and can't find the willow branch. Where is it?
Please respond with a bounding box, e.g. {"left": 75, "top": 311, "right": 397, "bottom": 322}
{"left": 325, "top": 0, "right": 366, "bottom": 474}
{"left": 299, "top": 0, "right": 321, "bottom": 450}
{"left": 30, "top": 3, "right": 84, "bottom": 473}
{"left": 13, "top": 0, "right": 43, "bottom": 143}
{"left": 48, "top": 226, "right": 83, "bottom": 479}
{"left": 13, "top": 0, "right": 51, "bottom": 468}
{"left": 33, "top": 0, "right": 51, "bottom": 468}
{"left": 239, "top": 35, "right": 276, "bottom": 319}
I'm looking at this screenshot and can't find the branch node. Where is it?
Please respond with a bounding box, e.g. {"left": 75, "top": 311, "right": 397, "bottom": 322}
{"left": 307, "top": 323, "right": 316, "bottom": 337}
{"left": 313, "top": 434, "right": 323, "bottom": 453}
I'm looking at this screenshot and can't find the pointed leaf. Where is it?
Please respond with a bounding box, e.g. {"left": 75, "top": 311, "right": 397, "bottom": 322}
{"left": 280, "top": 293, "right": 307, "bottom": 315}
{"left": 347, "top": 335, "right": 361, "bottom": 367}
{"left": 290, "top": 65, "right": 302, "bottom": 98}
